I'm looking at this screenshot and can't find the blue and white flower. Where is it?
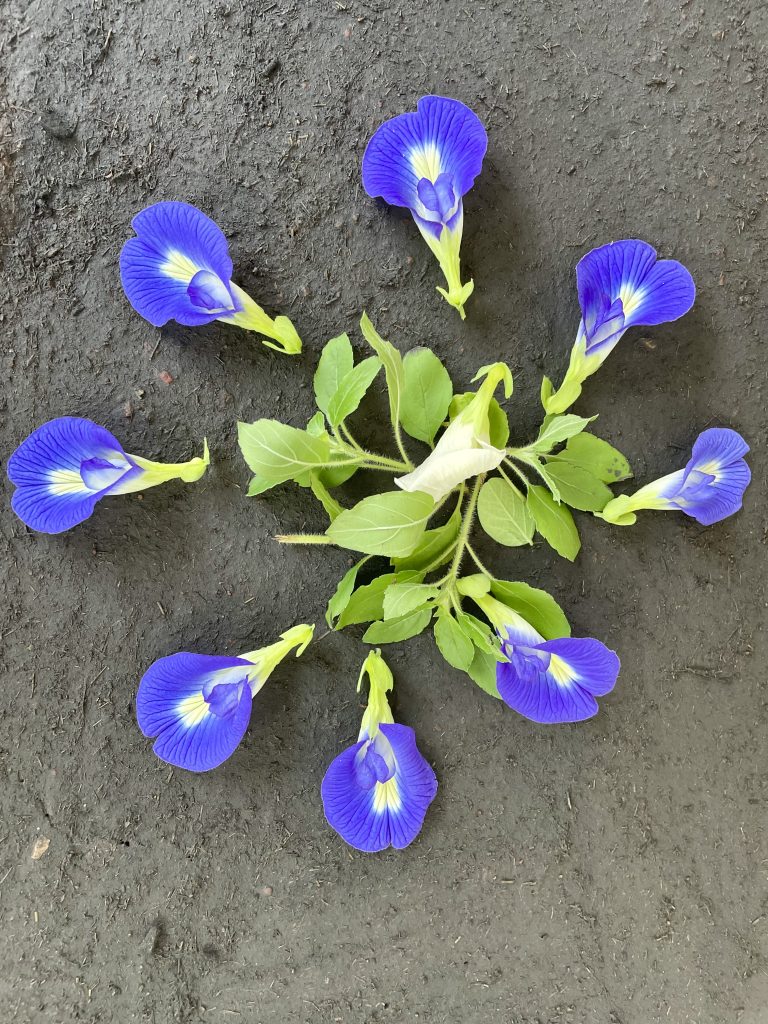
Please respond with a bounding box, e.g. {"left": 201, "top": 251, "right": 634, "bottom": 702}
{"left": 120, "top": 201, "right": 302, "bottom": 353}
{"left": 321, "top": 650, "right": 437, "bottom": 852}
{"left": 136, "top": 624, "right": 314, "bottom": 772}
{"left": 477, "top": 594, "right": 620, "bottom": 724}
{"left": 362, "top": 96, "right": 487, "bottom": 319}
{"left": 544, "top": 239, "right": 696, "bottom": 414}
{"left": 7, "top": 417, "right": 209, "bottom": 534}
{"left": 599, "top": 427, "right": 750, "bottom": 527}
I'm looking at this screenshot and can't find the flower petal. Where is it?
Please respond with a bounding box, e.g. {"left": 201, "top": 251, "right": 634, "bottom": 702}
{"left": 137, "top": 653, "right": 253, "bottom": 772}
{"left": 321, "top": 724, "right": 437, "bottom": 852}
{"left": 677, "top": 458, "right": 751, "bottom": 526}
{"left": 497, "top": 637, "right": 619, "bottom": 724}
{"left": 7, "top": 417, "right": 134, "bottom": 534}
{"left": 396, "top": 445, "right": 506, "bottom": 503}
{"left": 690, "top": 427, "right": 750, "bottom": 470}
{"left": 120, "top": 202, "right": 235, "bottom": 327}
{"left": 362, "top": 96, "right": 487, "bottom": 211}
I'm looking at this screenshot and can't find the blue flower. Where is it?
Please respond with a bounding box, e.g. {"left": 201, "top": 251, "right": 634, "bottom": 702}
{"left": 7, "top": 417, "right": 209, "bottom": 534}
{"left": 600, "top": 427, "right": 750, "bottom": 527}
{"left": 321, "top": 650, "right": 437, "bottom": 852}
{"left": 136, "top": 624, "right": 314, "bottom": 772}
{"left": 543, "top": 240, "right": 696, "bottom": 414}
{"left": 120, "top": 201, "right": 302, "bottom": 353}
{"left": 362, "top": 96, "right": 487, "bottom": 319}
{"left": 476, "top": 595, "right": 620, "bottom": 724}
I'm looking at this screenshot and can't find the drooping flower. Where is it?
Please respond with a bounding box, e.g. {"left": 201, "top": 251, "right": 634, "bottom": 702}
{"left": 395, "top": 362, "right": 512, "bottom": 502}
{"left": 120, "top": 201, "right": 302, "bottom": 354}
{"left": 362, "top": 96, "right": 487, "bottom": 320}
{"left": 543, "top": 240, "right": 696, "bottom": 414}
{"left": 599, "top": 427, "right": 750, "bottom": 528}
{"left": 476, "top": 594, "right": 620, "bottom": 724}
{"left": 136, "top": 624, "right": 314, "bottom": 772}
{"left": 321, "top": 650, "right": 437, "bottom": 852}
{"left": 7, "top": 417, "right": 209, "bottom": 534}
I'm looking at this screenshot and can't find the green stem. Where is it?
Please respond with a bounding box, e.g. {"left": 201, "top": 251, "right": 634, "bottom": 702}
{"left": 392, "top": 419, "right": 413, "bottom": 470}
{"left": 502, "top": 458, "right": 530, "bottom": 490}
{"left": 445, "top": 474, "right": 484, "bottom": 584}
{"left": 466, "top": 542, "right": 495, "bottom": 579}
{"left": 275, "top": 533, "right": 333, "bottom": 545}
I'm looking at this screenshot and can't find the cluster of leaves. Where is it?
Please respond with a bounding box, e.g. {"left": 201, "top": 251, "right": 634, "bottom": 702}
{"left": 238, "top": 316, "right": 632, "bottom": 698}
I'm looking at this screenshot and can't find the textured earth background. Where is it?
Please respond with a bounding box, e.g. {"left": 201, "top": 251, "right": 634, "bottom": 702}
{"left": 1, "top": 2, "right": 767, "bottom": 1022}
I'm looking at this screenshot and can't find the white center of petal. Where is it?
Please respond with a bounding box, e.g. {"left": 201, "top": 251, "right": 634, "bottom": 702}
{"left": 177, "top": 692, "right": 210, "bottom": 727}
{"left": 372, "top": 777, "right": 402, "bottom": 815}
{"left": 410, "top": 142, "right": 441, "bottom": 182}
{"left": 618, "top": 284, "right": 645, "bottom": 319}
{"left": 548, "top": 653, "right": 577, "bottom": 687}
{"left": 48, "top": 468, "right": 89, "bottom": 496}
{"left": 161, "top": 249, "right": 201, "bottom": 284}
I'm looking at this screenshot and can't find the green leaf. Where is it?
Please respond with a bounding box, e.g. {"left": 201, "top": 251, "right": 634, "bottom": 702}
{"left": 314, "top": 333, "right": 354, "bottom": 416}
{"left": 548, "top": 433, "right": 632, "bottom": 483}
{"left": 400, "top": 347, "right": 453, "bottom": 444}
{"left": 383, "top": 582, "right": 440, "bottom": 620}
{"left": 326, "top": 490, "right": 435, "bottom": 557}
{"left": 316, "top": 461, "right": 358, "bottom": 490}
{"left": 450, "top": 393, "right": 510, "bottom": 447}
{"left": 337, "top": 570, "right": 423, "bottom": 628}
{"left": 238, "top": 420, "right": 330, "bottom": 484}
{"left": 359, "top": 313, "right": 405, "bottom": 434}
{"left": 391, "top": 509, "right": 461, "bottom": 573}
{"left": 477, "top": 477, "right": 535, "bottom": 547}
{"left": 363, "top": 606, "right": 433, "bottom": 644}
{"left": 306, "top": 411, "right": 327, "bottom": 437}
{"left": 433, "top": 609, "right": 475, "bottom": 672}
{"left": 326, "top": 557, "right": 370, "bottom": 628}
{"left": 542, "top": 462, "right": 613, "bottom": 512}
{"left": 488, "top": 580, "right": 571, "bottom": 639}
{"left": 457, "top": 612, "right": 506, "bottom": 661}
{"left": 246, "top": 474, "right": 279, "bottom": 497}
{"left": 308, "top": 472, "right": 344, "bottom": 520}
{"left": 467, "top": 647, "right": 502, "bottom": 698}
{"left": 327, "top": 357, "right": 382, "bottom": 428}
{"left": 530, "top": 414, "right": 594, "bottom": 454}
{"left": 515, "top": 453, "right": 561, "bottom": 503}
{"left": 526, "top": 485, "right": 581, "bottom": 561}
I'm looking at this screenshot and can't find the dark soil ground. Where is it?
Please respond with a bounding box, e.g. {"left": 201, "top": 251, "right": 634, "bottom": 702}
{"left": 1, "top": 2, "right": 767, "bottom": 1022}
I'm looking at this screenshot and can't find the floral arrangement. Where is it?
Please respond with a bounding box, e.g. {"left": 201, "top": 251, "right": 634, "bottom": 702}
{"left": 7, "top": 97, "right": 750, "bottom": 854}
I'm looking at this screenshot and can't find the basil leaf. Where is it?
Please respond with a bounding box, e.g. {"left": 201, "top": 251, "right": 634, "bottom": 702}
{"left": 391, "top": 508, "right": 461, "bottom": 573}
{"left": 326, "top": 557, "right": 370, "bottom": 628}
{"left": 363, "top": 606, "right": 433, "bottom": 644}
{"left": 548, "top": 433, "right": 632, "bottom": 483}
{"left": 238, "top": 420, "right": 330, "bottom": 484}
{"left": 489, "top": 580, "right": 571, "bottom": 639}
{"left": 327, "top": 357, "right": 382, "bottom": 428}
{"left": 400, "top": 347, "right": 453, "bottom": 444}
{"left": 477, "top": 477, "right": 535, "bottom": 547}
{"left": 542, "top": 462, "right": 613, "bottom": 512}
{"left": 526, "top": 485, "right": 581, "bottom": 561}
{"left": 314, "top": 333, "right": 354, "bottom": 416}
{"left": 326, "top": 490, "right": 435, "bottom": 557}
{"left": 382, "top": 582, "right": 440, "bottom": 620}
{"left": 433, "top": 609, "right": 474, "bottom": 671}
{"left": 359, "top": 313, "right": 405, "bottom": 435}
{"left": 337, "top": 570, "right": 423, "bottom": 628}
{"left": 530, "top": 414, "right": 594, "bottom": 454}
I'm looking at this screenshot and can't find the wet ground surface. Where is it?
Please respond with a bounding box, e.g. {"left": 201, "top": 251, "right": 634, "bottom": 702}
{"left": 1, "top": 1, "right": 766, "bottom": 1022}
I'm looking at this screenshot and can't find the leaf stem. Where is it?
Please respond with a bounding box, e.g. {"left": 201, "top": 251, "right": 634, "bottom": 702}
{"left": 275, "top": 533, "right": 334, "bottom": 545}
{"left": 445, "top": 474, "right": 484, "bottom": 584}
{"left": 466, "top": 542, "right": 495, "bottom": 579}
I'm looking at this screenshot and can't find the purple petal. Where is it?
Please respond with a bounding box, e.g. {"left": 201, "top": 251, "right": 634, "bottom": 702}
{"left": 120, "top": 201, "right": 235, "bottom": 327}
{"left": 676, "top": 461, "right": 751, "bottom": 526}
{"left": 497, "top": 637, "right": 619, "bottom": 724}
{"left": 362, "top": 96, "right": 487, "bottom": 212}
{"left": 321, "top": 723, "right": 437, "bottom": 852}
{"left": 690, "top": 427, "right": 750, "bottom": 469}
{"left": 576, "top": 240, "right": 695, "bottom": 356}
{"left": 137, "top": 653, "right": 253, "bottom": 772}
{"left": 187, "top": 269, "right": 237, "bottom": 314}
{"left": 7, "top": 417, "right": 135, "bottom": 534}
